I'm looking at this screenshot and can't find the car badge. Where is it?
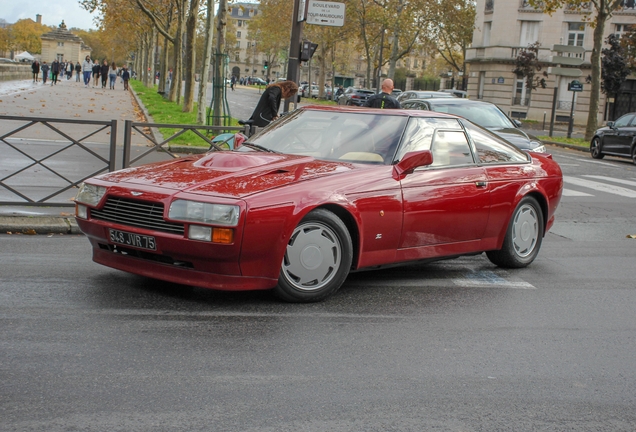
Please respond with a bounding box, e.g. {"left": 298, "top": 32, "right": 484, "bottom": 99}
{"left": 131, "top": 191, "right": 143, "bottom": 196}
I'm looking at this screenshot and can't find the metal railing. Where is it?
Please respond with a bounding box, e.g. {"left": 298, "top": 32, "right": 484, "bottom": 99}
{"left": 122, "top": 121, "right": 249, "bottom": 168}
{"left": 512, "top": 96, "right": 529, "bottom": 106}
{"left": 0, "top": 115, "right": 117, "bottom": 206}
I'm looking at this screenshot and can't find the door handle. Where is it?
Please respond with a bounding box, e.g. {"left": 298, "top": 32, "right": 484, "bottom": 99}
{"left": 475, "top": 181, "right": 487, "bottom": 188}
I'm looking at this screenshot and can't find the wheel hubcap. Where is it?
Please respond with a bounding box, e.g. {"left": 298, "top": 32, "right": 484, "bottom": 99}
{"left": 282, "top": 222, "right": 341, "bottom": 291}
{"left": 512, "top": 204, "right": 539, "bottom": 258}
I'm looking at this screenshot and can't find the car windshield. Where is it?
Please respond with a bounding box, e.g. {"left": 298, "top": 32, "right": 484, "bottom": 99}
{"left": 243, "top": 109, "right": 409, "bottom": 165}
{"left": 429, "top": 103, "right": 514, "bottom": 129}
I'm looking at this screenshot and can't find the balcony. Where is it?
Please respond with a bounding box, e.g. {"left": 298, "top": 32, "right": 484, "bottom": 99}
{"left": 513, "top": 96, "right": 529, "bottom": 106}
{"left": 558, "top": 100, "right": 573, "bottom": 110}
{"left": 519, "top": 0, "right": 544, "bottom": 12}
{"left": 485, "top": 0, "right": 494, "bottom": 14}
{"left": 616, "top": 0, "right": 636, "bottom": 14}
{"left": 565, "top": 2, "right": 591, "bottom": 13}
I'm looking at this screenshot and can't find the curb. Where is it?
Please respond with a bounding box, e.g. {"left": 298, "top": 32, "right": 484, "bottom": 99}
{"left": 0, "top": 215, "right": 81, "bottom": 235}
{"left": 544, "top": 140, "right": 589, "bottom": 153}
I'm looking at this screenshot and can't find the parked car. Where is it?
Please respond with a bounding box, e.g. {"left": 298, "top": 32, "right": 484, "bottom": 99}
{"left": 300, "top": 84, "right": 319, "bottom": 98}
{"left": 337, "top": 88, "right": 375, "bottom": 106}
{"left": 397, "top": 90, "right": 454, "bottom": 103}
{"left": 400, "top": 98, "right": 547, "bottom": 153}
{"left": 0, "top": 58, "right": 17, "bottom": 64}
{"left": 74, "top": 106, "right": 563, "bottom": 302}
{"left": 441, "top": 89, "right": 469, "bottom": 98}
{"left": 590, "top": 113, "right": 636, "bottom": 163}
{"left": 251, "top": 77, "right": 267, "bottom": 85}
{"left": 391, "top": 89, "right": 403, "bottom": 97}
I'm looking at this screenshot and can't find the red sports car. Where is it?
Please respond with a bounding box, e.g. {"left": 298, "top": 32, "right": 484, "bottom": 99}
{"left": 75, "top": 106, "right": 563, "bottom": 302}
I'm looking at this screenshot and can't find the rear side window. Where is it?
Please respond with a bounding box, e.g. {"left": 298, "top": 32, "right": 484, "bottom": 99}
{"left": 395, "top": 117, "right": 462, "bottom": 160}
{"left": 614, "top": 114, "right": 634, "bottom": 127}
{"left": 461, "top": 120, "right": 529, "bottom": 164}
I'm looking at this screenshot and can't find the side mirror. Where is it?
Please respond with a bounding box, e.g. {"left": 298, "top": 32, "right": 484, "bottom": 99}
{"left": 606, "top": 121, "right": 615, "bottom": 129}
{"left": 513, "top": 119, "right": 522, "bottom": 128}
{"left": 393, "top": 150, "right": 433, "bottom": 180}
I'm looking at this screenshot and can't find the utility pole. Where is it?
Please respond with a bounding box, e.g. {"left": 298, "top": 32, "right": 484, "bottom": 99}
{"left": 284, "top": 0, "right": 305, "bottom": 112}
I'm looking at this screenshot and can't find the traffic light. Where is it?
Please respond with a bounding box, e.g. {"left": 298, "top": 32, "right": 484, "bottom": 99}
{"left": 264, "top": 61, "right": 269, "bottom": 70}
{"left": 300, "top": 41, "right": 318, "bottom": 62}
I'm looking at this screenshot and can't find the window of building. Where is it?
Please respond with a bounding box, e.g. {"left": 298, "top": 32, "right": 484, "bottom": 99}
{"left": 519, "top": 21, "right": 539, "bottom": 47}
{"left": 57, "top": 42, "right": 64, "bottom": 47}
{"left": 247, "top": 42, "right": 251, "bottom": 48}
{"left": 249, "top": 9, "right": 254, "bottom": 17}
{"left": 56, "top": 54, "right": 64, "bottom": 61}
{"left": 513, "top": 79, "right": 529, "bottom": 106}
{"left": 236, "top": 41, "right": 240, "bottom": 49}
{"left": 615, "top": 24, "right": 633, "bottom": 38}
{"left": 567, "top": 22, "right": 585, "bottom": 47}
{"left": 237, "top": 31, "right": 241, "bottom": 38}
{"left": 238, "top": 8, "right": 243, "bottom": 16}
{"left": 483, "top": 22, "right": 492, "bottom": 46}
{"left": 405, "top": 58, "right": 410, "bottom": 68}
{"left": 235, "top": 54, "right": 240, "bottom": 62}
{"left": 237, "top": 20, "right": 242, "bottom": 27}
{"left": 414, "top": 59, "right": 418, "bottom": 68}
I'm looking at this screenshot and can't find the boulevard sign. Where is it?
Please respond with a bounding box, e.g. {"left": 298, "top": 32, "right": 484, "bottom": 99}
{"left": 306, "top": 1, "right": 345, "bottom": 27}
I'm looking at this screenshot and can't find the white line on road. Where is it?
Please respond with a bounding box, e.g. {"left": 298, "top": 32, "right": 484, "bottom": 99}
{"left": 582, "top": 175, "right": 636, "bottom": 188}
{"left": 555, "top": 154, "right": 622, "bottom": 168}
{"left": 562, "top": 189, "right": 593, "bottom": 197}
{"left": 563, "top": 175, "right": 636, "bottom": 198}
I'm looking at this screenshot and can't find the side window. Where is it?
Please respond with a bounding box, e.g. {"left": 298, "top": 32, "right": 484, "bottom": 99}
{"left": 396, "top": 117, "right": 463, "bottom": 161}
{"left": 431, "top": 130, "right": 474, "bottom": 167}
{"left": 614, "top": 114, "right": 634, "bottom": 128}
{"left": 461, "top": 120, "right": 529, "bottom": 164}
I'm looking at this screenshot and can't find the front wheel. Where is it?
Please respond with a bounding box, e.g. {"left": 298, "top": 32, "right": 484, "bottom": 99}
{"left": 631, "top": 146, "right": 636, "bottom": 165}
{"left": 486, "top": 196, "right": 544, "bottom": 268}
{"left": 273, "top": 209, "right": 353, "bottom": 303}
{"left": 590, "top": 137, "right": 604, "bottom": 159}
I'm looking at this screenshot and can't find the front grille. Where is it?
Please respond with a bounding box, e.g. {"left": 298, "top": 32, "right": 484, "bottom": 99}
{"left": 91, "top": 197, "right": 184, "bottom": 235}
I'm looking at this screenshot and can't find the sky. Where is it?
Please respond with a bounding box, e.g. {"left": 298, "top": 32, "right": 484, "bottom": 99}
{"left": 1, "top": 0, "right": 100, "bottom": 31}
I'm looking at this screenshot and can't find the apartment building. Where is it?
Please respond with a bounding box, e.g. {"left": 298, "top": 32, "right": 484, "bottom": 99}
{"left": 465, "top": 0, "right": 636, "bottom": 124}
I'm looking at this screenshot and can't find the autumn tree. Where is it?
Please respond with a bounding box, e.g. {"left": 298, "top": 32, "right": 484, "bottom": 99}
{"left": 602, "top": 34, "right": 630, "bottom": 119}
{"left": 529, "top": 0, "right": 625, "bottom": 140}
{"left": 247, "top": 0, "right": 293, "bottom": 78}
{"left": 513, "top": 42, "right": 548, "bottom": 105}
{"left": 2, "top": 18, "right": 50, "bottom": 54}
{"left": 428, "top": 0, "right": 476, "bottom": 76}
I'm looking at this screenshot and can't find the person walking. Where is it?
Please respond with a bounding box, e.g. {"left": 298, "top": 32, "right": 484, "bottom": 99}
{"left": 247, "top": 80, "right": 298, "bottom": 127}
{"left": 50, "top": 59, "right": 60, "bottom": 86}
{"left": 41, "top": 61, "right": 49, "bottom": 84}
{"left": 92, "top": 61, "right": 100, "bottom": 87}
{"left": 66, "top": 61, "right": 73, "bottom": 80}
{"left": 75, "top": 61, "right": 81, "bottom": 82}
{"left": 100, "top": 60, "right": 109, "bottom": 89}
{"left": 82, "top": 55, "right": 93, "bottom": 87}
{"left": 108, "top": 62, "right": 117, "bottom": 89}
{"left": 31, "top": 60, "right": 40, "bottom": 82}
{"left": 121, "top": 66, "right": 130, "bottom": 91}
{"left": 363, "top": 79, "right": 401, "bottom": 109}
{"left": 230, "top": 75, "right": 236, "bottom": 91}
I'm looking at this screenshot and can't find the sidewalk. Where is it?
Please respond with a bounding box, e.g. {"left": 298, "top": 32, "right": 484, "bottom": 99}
{"left": 0, "top": 77, "right": 150, "bottom": 234}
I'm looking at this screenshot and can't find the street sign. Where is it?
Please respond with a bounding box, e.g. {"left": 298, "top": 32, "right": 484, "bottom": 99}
{"left": 568, "top": 80, "right": 583, "bottom": 92}
{"left": 306, "top": 1, "right": 345, "bottom": 27}
{"left": 298, "top": 0, "right": 307, "bottom": 22}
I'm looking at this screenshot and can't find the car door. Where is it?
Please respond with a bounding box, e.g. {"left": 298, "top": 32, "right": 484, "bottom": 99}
{"left": 396, "top": 118, "right": 490, "bottom": 252}
{"left": 603, "top": 114, "right": 634, "bottom": 154}
{"left": 616, "top": 115, "right": 636, "bottom": 156}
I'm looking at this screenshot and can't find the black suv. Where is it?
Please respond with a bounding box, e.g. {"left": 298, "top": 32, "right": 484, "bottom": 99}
{"left": 337, "top": 88, "right": 375, "bottom": 106}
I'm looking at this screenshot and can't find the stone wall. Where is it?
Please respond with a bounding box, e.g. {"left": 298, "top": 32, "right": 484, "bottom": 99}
{"left": 0, "top": 64, "right": 32, "bottom": 81}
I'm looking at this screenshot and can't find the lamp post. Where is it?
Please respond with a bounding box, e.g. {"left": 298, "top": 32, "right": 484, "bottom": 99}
{"left": 376, "top": 30, "right": 385, "bottom": 93}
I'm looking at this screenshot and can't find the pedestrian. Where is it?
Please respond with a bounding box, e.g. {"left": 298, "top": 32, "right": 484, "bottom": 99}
{"left": 363, "top": 78, "right": 401, "bottom": 109}
{"left": 248, "top": 80, "right": 298, "bottom": 127}
{"left": 66, "top": 61, "right": 73, "bottom": 80}
{"left": 82, "top": 55, "right": 93, "bottom": 87}
{"left": 92, "top": 62, "right": 100, "bottom": 87}
{"left": 230, "top": 75, "right": 235, "bottom": 91}
{"left": 100, "top": 60, "right": 109, "bottom": 89}
{"left": 51, "top": 59, "right": 60, "bottom": 85}
{"left": 41, "top": 61, "right": 49, "bottom": 84}
{"left": 31, "top": 60, "right": 40, "bottom": 82}
{"left": 75, "top": 61, "right": 81, "bottom": 82}
{"left": 108, "top": 62, "right": 117, "bottom": 89}
{"left": 121, "top": 66, "right": 130, "bottom": 91}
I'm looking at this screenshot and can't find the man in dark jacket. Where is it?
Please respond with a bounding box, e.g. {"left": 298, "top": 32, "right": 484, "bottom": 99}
{"left": 31, "top": 60, "right": 40, "bottom": 82}
{"left": 41, "top": 61, "right": 49, "bottom": 84}
{"left": 363, "top": 79, "right": 401, "bottom": 109}
{"left": 50, "top": 59, "right": 60, "bottom": 85}
{"left": 248, "top": 81, "right": 298, "bottom": 127}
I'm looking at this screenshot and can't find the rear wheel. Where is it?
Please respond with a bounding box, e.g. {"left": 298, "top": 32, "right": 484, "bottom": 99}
{"left": 486, "top": 196, "right": 544, "bottom": 268}
{"left": 631, "top": 146, "right": 636, "bottom": 165}
{"left": 590, "top": 137, "right": 604, "bottom": 159}
{"left": 273, "top": 209, "right": 353, "bottom": 303}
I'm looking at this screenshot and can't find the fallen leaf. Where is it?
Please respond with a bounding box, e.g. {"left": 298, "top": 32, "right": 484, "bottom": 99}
{"left": 23, "top": 229, "right": 37, "bottom": 235}
{"left": 627, "top": 234, "right": 636, "bottom": 239}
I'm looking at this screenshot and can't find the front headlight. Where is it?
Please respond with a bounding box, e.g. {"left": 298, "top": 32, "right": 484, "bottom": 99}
{"left": 75, "top": 183, "right": 106, "bottom": 206}
{"left": 168, "top": 200, "right": 240, "bottom": 226}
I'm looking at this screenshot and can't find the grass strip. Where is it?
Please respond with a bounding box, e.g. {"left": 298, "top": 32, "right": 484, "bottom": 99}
{"left": 130, "top": 80, "right": 238, "bottom": 147}
{"left": 537, "top": 135, "right": 589, "bottom": 148}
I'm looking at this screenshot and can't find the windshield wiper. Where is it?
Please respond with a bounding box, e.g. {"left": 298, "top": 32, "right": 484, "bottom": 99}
{"left": 241, "top": 142, "right": 280, "bottom": 153}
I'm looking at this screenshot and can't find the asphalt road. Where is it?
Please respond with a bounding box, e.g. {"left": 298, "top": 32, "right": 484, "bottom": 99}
{"left": 1, "top": 146, "right": 636, "bottom": 430}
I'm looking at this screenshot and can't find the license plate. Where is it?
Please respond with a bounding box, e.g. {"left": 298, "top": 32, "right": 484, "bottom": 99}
{"left": 109, "top": 229, "right": 156, "bottom": 251}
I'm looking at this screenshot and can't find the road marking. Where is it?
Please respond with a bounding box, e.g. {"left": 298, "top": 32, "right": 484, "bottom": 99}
{"left": 555, "top": 154, "right": 622, "bottom": 168}
{"left": 562, "top": 188, "right": 593, "bottom": 197}
{"left": 453, "top": 270, "right": 536, "bottom": 289}
{"left": 582, "top": 175, "right": 636, "bottom": 188}
{"left": 563, "top": 175, "right": 636, "bottom": 198}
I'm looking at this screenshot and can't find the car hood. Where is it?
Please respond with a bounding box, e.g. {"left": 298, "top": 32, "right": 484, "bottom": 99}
{"left": 96, "top": 151, "right": 358, "bottom": 198}
{"left": 490, "top": 127, "right": 542, "bottom": 150}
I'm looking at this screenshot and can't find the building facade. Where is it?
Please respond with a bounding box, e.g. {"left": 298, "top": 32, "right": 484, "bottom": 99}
{"left": 465, "top": 0, "right": 636, "bottom": 125}
{"left": 40, "top": 21, "right": 91, "bottom": 64}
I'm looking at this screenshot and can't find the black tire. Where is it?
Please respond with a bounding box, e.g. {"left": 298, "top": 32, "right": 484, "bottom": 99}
{"left": 590, "top": 137, "right": 605, "bottom": 159}
{"left": 632, "top": 146, "right": 636, "bottom": 165}
{"left": 486, "top": 196, "right": 544, "bottom": 268}
{"left": 273, "top": 209, "right": 353, "bottom": 303}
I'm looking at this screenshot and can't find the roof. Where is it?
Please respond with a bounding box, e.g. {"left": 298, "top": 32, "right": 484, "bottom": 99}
{"left": 40, "top": 27, "right": 85, "bottom": 44}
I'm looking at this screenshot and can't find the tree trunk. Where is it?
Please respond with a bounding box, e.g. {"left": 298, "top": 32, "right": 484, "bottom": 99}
{"left": 182, "top": 0, "right": 200, "bottom": 113}
{"left": 585, "top": 9, "right": 607, "bottom": 141}
{"left": 197, "top": 0, "right": 215, "bottom": 124}
{"left": 158, "top": 35, "right": 169, "bottom": 94}
{"left": 212, "top": 0, "right": 227, "bottom": 126}
{"left": 142, "top": 33, "right": 151, "bottom": 87}
{"left": 169, "top": 1, "right": 185, "bottom": 103}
